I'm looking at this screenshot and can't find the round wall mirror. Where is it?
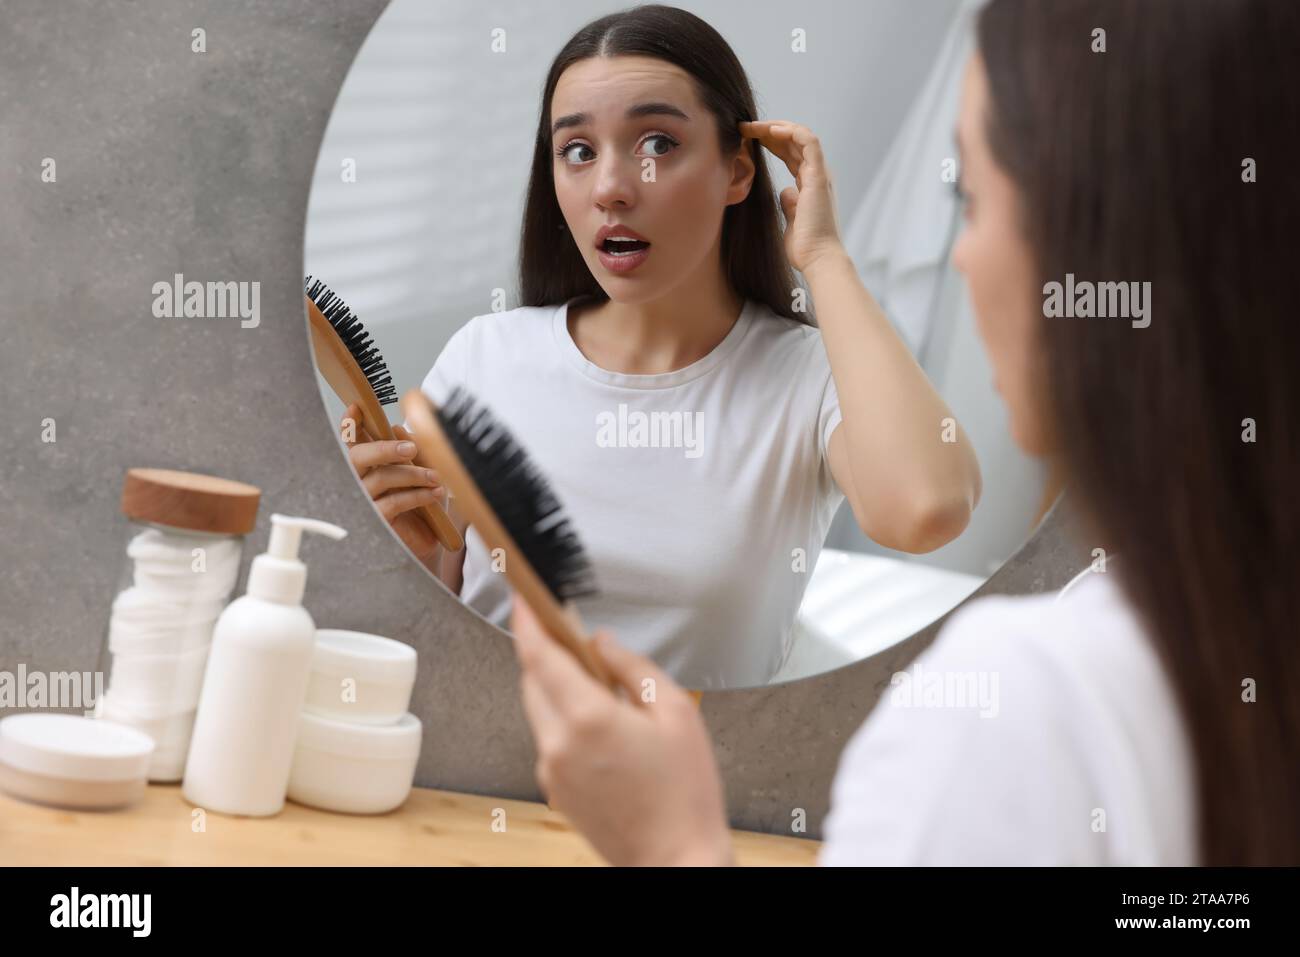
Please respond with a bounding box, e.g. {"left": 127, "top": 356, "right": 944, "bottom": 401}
{"left": 304, "top": 0, "right": 1049, "bottom": 690}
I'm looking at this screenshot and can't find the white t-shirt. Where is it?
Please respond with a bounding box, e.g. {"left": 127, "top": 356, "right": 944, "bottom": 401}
{"left": 819, "top": 568, "right": 1199, "bottom": 865}
{"left": 416, "top": 296, "right": 845, "bottom": 689}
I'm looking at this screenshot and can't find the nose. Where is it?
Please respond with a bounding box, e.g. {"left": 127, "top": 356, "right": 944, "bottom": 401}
{"left": 591, "top": 155, "right": 637, "bottom": 211}
{"left": 951, "top": 226, "right": 969, "bottom": 275}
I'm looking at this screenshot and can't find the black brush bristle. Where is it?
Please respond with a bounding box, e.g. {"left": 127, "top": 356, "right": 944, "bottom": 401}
{"left": 304, "top": 275, "right": 397, "bottom": 405}
{"left": 436, "top": 386, "right": 597, "bottom": 603}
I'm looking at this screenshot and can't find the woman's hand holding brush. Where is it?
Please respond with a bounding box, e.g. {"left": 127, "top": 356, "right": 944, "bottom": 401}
{"left": 510, "top": 594, "right": 734, "bottom": 867}
{"left": 341, "top": 402, "right": 448, "bottom": 563}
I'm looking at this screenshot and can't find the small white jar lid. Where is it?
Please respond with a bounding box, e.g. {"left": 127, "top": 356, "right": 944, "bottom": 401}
{"left": 0, "top": 714, "right": 155, "bottom": 782}
{"left": 294, "top": 710, "right": 422, "bottom": 762}
{"left": 312, "top": 629, "right": 417, "bottom": 685}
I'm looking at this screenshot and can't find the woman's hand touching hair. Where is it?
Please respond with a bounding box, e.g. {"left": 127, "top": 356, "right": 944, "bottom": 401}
{"left": 741, "top": 119, "right": 847, "bottom": 275}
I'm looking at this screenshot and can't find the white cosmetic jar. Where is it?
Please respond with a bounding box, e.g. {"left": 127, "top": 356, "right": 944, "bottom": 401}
{"left": 287, "top": 711, "right": 422, "bottom": 814}
{"left": 302, "top": 629, "right": 417, "bottom": 726}
{"left": 0, "top": 714, "right": 154, "bottom": 810}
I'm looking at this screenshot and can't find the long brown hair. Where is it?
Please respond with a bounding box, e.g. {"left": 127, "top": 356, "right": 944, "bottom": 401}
{"left": 518, "top": 4, "right": 808, "bottom": 323}
{"left": 977, "top": 0, "right": 1300, "bottom": 864}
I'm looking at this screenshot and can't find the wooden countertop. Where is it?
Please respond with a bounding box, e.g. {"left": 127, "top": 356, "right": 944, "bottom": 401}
{"left": 0, "top": 783, "right": 820, "bottom": 866}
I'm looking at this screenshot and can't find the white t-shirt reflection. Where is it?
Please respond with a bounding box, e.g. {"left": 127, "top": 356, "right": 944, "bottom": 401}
{"left": 414, "top": 296, "right": 844, "bottom": 690}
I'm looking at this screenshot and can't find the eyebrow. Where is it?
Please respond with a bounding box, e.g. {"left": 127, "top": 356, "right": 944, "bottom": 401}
{"left": 551, "top": 101, "right": 690, "bottom": 136}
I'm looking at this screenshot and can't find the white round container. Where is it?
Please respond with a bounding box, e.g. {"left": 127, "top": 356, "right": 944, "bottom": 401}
{"left": 287, "top": 711, "right": 422, "bottom": 814}
{"left": 0, "top": 714, "right": 154, "bottom": 810}
{"left": 302, "top": 629, "right": 417, "bottom": 726}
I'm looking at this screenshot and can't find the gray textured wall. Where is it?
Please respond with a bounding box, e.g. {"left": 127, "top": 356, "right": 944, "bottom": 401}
{"left": 0, "top": 0, "right": 1089, "bottom": 840}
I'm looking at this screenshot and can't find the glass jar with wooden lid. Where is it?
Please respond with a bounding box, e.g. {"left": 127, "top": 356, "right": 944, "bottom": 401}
{"left": 94, "top": 468, "right": 261, "bottom": 782}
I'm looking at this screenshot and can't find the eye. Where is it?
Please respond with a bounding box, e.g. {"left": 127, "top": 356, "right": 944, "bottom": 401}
{"left": 639, "top": 133, "right": 679, "bottom": 157}
{"left": 556, "top": 141, "right": 595, "bottom": 165}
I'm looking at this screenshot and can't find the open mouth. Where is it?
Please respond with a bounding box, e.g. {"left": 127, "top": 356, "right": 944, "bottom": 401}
{"left": 600, "top": 237, "right": 651, "bottom": 256}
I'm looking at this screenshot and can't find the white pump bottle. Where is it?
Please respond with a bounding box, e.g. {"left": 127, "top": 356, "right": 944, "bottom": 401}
{"left": 182, "top": 514, "right": 347, "bottom": 816}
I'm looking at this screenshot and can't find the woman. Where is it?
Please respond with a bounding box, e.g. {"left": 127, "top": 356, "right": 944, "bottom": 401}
{"left": 346, "top": 5, "right": 981, "bottom": 690}
{"left": 508, "top": 0, "right": 1300, "bottom": 865}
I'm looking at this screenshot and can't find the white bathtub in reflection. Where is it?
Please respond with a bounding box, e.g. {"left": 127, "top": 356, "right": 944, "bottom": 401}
{"left": 774, "top": 548, "right": 986, "bottom": 683}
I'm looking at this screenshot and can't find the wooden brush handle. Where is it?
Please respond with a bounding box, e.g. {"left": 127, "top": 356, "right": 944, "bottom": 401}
{"left": 306, "top": 296, "right": 463, "bottom": 552}
{"left": 360, "top": 408, "right": 465, "bottom": 554}
{"left": 400, "top": 388, "right": 616, "bottom": 690}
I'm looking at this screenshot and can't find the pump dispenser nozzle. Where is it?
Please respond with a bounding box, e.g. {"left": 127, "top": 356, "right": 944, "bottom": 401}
{"left": 246, "top": 514, "right": 347, "bottom": 605}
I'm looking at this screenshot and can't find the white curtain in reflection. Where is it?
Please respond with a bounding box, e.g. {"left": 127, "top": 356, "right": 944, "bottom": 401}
{"left": 826, "top": 0, "right": 1048, "bottom": 579}
{"left": 841, "top": 0, "right": 984, "bottom": 361}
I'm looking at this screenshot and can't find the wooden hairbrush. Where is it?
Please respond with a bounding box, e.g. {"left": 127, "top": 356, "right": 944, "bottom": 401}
{"left": 400, "top": 385, "right": 614, "bottom": 688}
{"left": 305, "top": 276, "right": 463, "bottom": 552}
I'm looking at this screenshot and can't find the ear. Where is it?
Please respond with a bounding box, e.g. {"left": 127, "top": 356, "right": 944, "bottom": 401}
{"left": 725, "top": 140, "right": 756, "bottom": 206}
